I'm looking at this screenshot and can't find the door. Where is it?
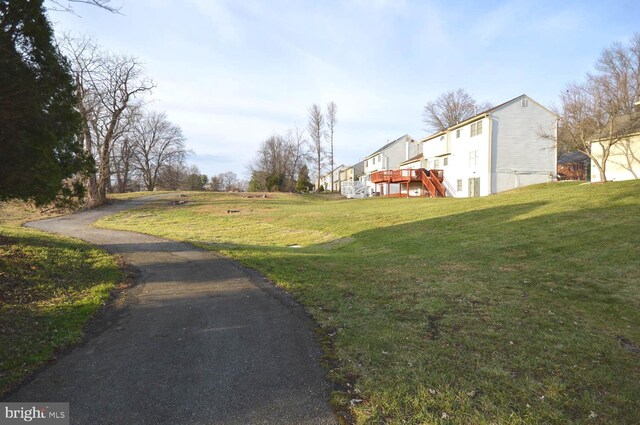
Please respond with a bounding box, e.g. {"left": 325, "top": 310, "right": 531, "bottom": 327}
{"left": 468, "top": 177, "right": 480, "bottom": 197}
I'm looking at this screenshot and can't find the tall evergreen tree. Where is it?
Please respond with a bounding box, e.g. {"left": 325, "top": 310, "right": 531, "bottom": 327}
{"left": 0, "top": 0, "right": 92, "bottom": 205}
{"left": 295, "top": 165, "right": 312, "bottom": 193}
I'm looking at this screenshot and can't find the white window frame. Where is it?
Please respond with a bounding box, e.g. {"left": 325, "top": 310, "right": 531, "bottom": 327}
{"left": 470, "top": 121, "right": 483, "bottom": 137}
{"left": 468, "top": 150, "right": 479, "bottom": 167}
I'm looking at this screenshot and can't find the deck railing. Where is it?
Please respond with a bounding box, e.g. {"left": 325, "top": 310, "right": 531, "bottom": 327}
{"left": 370, "top": 168, "right": 446, "bottom": 198}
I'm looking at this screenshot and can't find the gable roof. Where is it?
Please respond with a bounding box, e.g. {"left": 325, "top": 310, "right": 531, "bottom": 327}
{"left": 558, "top": 151, "right": 589, "bottom": 164}
{"left": 364, "top": 134, "right": 412, "bottom": 159}
{"left": 400, "top": 153, "right": 423, "bottom": 166}
{"left": 419, "top": 94, "right": 557, "bottom": 143}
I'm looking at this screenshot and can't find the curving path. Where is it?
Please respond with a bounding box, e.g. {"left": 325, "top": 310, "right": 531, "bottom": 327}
{"left": 6, "top": 196, "right": 336, "bottom": 424}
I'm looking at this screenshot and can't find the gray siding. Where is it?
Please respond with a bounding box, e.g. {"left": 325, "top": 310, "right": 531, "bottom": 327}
{"left": 491, "top": 97, "right": 557, "bottom": 193}
{"left": 383, "top": 136, "right": 419, "bottom": 169}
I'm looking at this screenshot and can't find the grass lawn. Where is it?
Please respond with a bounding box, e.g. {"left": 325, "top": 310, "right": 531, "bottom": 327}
{"left": 107, "top": 190, "right": 171, "bottom": 201}
{"left": 0, "top": 202, "right": 121, "bottom": 396}
{"left": 96, "top": 182, "right": 640, "bottom": 424}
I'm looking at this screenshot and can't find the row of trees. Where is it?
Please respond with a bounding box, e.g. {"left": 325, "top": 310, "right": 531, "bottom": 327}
{"left": 247, "top": 102, "right": 337, "bottom": 193}
{"left": 0, "top": 1, "right": 203, "bottom": 208}
{"left": 308, "top": 102, "right": 337, "bottom": 191}
{"left": 247, "top": 127, "right": 310, "bottom": 192}
{"left": 62, "top": 35, "right": 190, "bottom": 205}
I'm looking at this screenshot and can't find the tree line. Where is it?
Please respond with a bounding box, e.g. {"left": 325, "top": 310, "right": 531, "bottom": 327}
{"left": 0, "top": 0, "right": 214, "bottom": 207}
{"left": 2, "top": 0, "right": 636, "bottom": 209}
{"left": 247, "top": 101, "right": 337, "bottom": 193}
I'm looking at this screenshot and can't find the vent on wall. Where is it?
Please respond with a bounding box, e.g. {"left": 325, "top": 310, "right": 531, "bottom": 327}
{"left": 521, "top": 98, "right": 529, "bottom": 107}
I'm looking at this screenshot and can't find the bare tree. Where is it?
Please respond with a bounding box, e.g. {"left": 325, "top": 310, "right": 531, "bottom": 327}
{"left": 307, "top": 104, "right": 324, "bottom": 192}
{"left": 423, "top": 89, "right": 491, "bottom": 133}
{"left": 556, "top": 33, "right": 640, "bottom": 182}
{"left": 284, "top": 126, "right": 309, "bottom": 191}
{"left": 108, "top": 101, "right": 145, "bottom": 193}
{"left": 132, "top": 111, "right": 187, "bottom": 191}
{"left": 62, "top": 36, "right": 155, "bottom": 204}
{"left": 61, "top": 35, "right": 102, "bottom": 200}
{"left": 156, "top": 157, "right": 188, "bottom": 190}
{"left": 209, "top": 175, "right": 222, "bottom": 191}
{"left": 49, "top": 0, "right": 121, "bottom": 14}
{"left": 247, "top": 128, "right": 309, "bottom": 192}
{"left": 325, "top": 102, "right": 337, "bottom": 192}
{"left": 218, "top": 171, "right": 238, "bottom": 191}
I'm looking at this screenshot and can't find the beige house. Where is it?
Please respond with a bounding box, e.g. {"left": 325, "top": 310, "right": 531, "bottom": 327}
{"left": 318, "top": 165, "right": 349, "bottom": 192}
{"left": 590, "top": 132, "right": 640, "bottom": 182}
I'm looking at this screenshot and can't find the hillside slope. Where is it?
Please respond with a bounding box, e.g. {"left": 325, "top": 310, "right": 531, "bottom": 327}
{"left": 98, "top": 181, "right": 640, "bottom": 423}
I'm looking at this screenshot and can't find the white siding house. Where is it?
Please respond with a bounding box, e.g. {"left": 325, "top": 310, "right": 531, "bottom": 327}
{"left": 420, "top": 95, "right": 557, "bottom": 197}
{"left": 590, "top": 133, "right": 640, "bottom": 182}
{"left": 363, "top": 134, "right": 420, "bottom": 195}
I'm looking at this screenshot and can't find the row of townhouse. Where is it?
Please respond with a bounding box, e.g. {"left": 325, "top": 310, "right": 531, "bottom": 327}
{"left": 318, "top": 94, "right": 640, "bottom": 198}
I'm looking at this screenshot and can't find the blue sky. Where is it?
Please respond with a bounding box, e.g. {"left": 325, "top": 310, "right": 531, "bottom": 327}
{"left": 48, "top": 0, "right": 640, "bottom": 179}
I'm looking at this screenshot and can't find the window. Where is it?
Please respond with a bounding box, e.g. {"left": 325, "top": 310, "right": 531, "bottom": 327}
{"left": 456, "top": 129, "right": 461, "bottom": 138}
{"left": 521, "top": 98, "right": 528, "bottom": 107}
{"left": 434, "top": 159, "right": 439, "bottom": 168}
{"left": 470, "top": 120, "right": 483, "bottom": 137}
{"left": 372, "top": 157, "right": 376, "bottom": 165}
{"left": 457, "top": 179, "right": 463, "bottom": 192}
{"left": 443, "top": 157, "right": 448, "bottom": 166}
{"left": 469, "top": 150, "right": 479, "bottom": 167}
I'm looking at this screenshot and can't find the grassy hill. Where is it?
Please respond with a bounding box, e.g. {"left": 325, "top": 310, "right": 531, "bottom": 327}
{"left": 97, "top": 181, "right": 640, "bottom": 424}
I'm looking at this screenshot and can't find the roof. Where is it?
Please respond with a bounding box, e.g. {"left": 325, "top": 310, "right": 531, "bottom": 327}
{"left": 399, "top": 153, "right": 423, "bottom": 165}
{"left": 558, "top": 151, "right": 589, "bottom": 164}
{"left": 364, "top": 134, "right": 413, "bottom": 159}
{"left": 419, "top": 94, "right": 558, "bottom": 143}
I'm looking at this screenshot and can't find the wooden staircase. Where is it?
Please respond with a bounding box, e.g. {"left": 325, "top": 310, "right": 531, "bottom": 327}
{"left": 418, "top": 169, "right": 446, "bottom": 198}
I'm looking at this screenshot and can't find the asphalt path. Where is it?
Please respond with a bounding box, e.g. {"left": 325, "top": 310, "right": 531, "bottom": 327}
{"left": 6, "top": 196, "right": 336, "bottom": 424}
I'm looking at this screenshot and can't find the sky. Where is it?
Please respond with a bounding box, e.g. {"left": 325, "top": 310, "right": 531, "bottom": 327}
{"left": 47, "top": 0, "right": 640, "bottom": 179}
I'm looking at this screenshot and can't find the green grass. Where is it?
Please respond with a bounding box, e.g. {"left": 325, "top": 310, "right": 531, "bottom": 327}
{"left": 106, "top": 190, "right": 172, "bottom": 201}
{"left": 0, "top": 201, "right": 121, "bottom": 396}
{"left": 96, "top": 182, "right": 640, "bottom": 424}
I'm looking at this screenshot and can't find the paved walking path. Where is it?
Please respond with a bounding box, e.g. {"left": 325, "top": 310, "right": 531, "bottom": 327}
{"left": 6, "top": 197, "right": 336, "bottom": 424}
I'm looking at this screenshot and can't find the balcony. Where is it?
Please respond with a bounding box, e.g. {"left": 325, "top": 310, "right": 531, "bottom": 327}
{"left": 370, "top": 168, "right": 445, "bottom": 198}
{"left": 371, "top": 169, "right": 422, "bottom": 183}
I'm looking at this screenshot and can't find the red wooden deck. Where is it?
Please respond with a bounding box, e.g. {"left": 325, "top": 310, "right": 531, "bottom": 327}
{"left": 371, "top": 168, "right": 445, "bottom": 198}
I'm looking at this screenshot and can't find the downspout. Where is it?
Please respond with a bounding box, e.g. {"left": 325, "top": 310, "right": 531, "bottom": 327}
{"left": 554, "top": 117, "right": 559, "bottom": 181}
{"left": 487, "top": 114, "right": 493, "bottom": 195}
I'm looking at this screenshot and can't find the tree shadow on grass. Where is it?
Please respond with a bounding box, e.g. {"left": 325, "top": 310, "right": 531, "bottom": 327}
{"left": 200, "top": 199, "right": 640, "bottom": 423}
